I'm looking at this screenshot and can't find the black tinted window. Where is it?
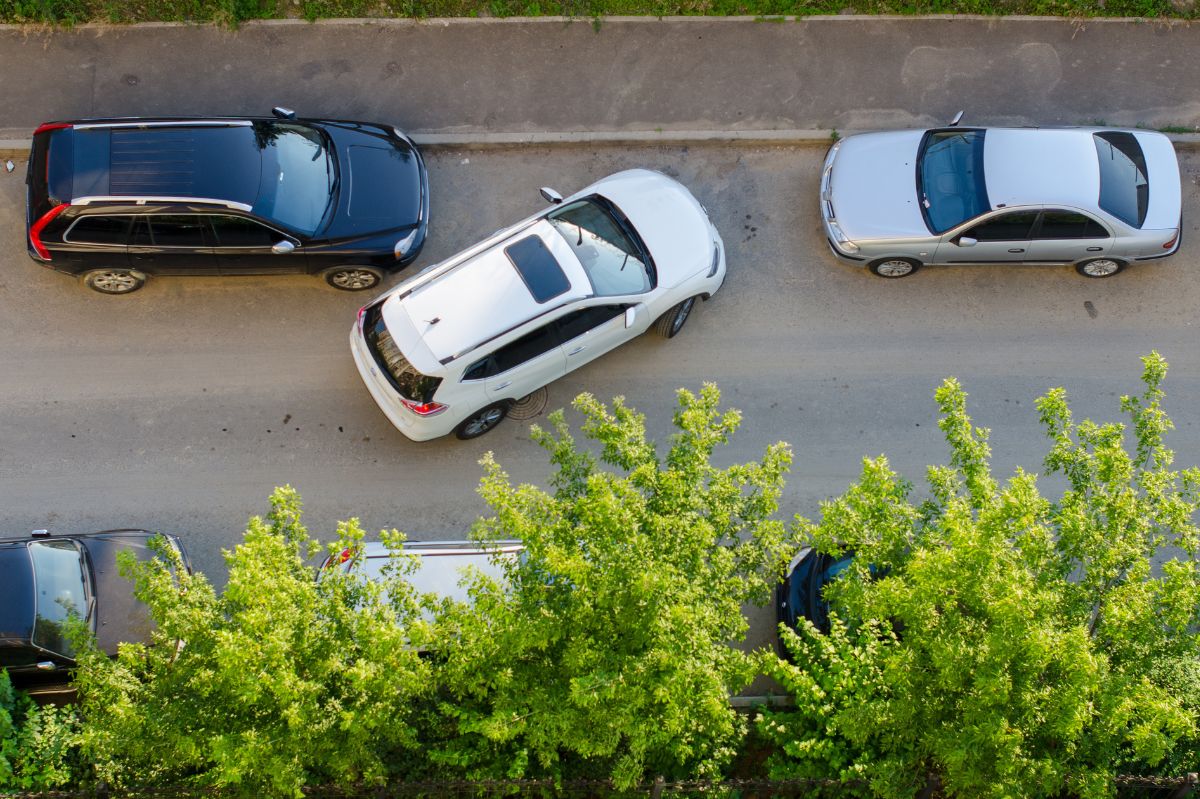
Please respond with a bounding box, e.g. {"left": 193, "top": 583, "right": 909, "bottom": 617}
{"left": 555, "top": 305, "right": 626, "bottom": 342}
{"left": 492, "top": 325, "right": 560, "bottom": 374}
{"left": 505, "top": 236, "right": 571, "bottom": 303}
{"left": 1037, "top": 211, "right": 1109, "bottom": 240}
{"left": 964, "top": 211, "right": 1038, "bottom": 241}
{"left": 149, "top": 216, "right": 209, "bottom": 247}
{"left": 211, "top": 215, "right": 278, "bottom": 247}
{"left": 66, "top": 215, "right": 131, "bottom": 245}
{"left": 462, "top": 357, "right": 496, "bottom": 381}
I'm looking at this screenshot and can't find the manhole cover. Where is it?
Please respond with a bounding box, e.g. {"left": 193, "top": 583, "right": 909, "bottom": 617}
{"left": 507, "top": 387, "right": 549, "bottom": 421}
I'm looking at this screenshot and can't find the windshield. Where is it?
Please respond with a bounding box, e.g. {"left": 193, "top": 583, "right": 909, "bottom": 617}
{"left": 917, "top": 130, "right": 990, "bottom": 234}
{"left": 253, "top": 122, "right": 335, "bottom": 236}
{"left": 1094, "top": 132, "right": 1149, "bottom": 228}
{"left": 547, "top": 199, "right": 651, "bottom": 296}
{"left": 29, "top": 540, "right": 89, "bottom": 657}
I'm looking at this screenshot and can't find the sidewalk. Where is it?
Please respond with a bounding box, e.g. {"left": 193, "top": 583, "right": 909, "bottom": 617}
{"left": 1, "top": 16, "right": 1198, "bottom": 153}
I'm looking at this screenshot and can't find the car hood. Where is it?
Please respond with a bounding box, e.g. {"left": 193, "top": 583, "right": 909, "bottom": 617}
{"left": 589, "top": 169, "right": 715, "bottom": 289}
{"left": 322, "top": 125, "right": 424, "bottom": 240}
{"left": 0, "top": 545, "right": 34, "bottom": 644}
{"left": 79, "top": 531, "right": 165, "bottom": 656}
{"left": 829, "top": 131, "right": 931, "bottom": 241}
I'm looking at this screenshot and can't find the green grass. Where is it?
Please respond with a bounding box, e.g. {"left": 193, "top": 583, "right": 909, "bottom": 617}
{"left": 0, "top": 0, "right": 1194, "bottom": 24}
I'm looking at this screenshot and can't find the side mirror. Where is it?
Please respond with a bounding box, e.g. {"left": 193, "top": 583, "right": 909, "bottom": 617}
{"left": 957, "top": 236, "right": 977, "bottom": 248}
{"left": 948, "top": 110, "right": 964, "bottom": 127}
{"left": 539, "top": 187, "right": 563, "bottom": 205}
{"left": 272, "top": 107, "right": 297, "bottom": 120}
{"left": 36, "top": 661, "right": 58, "bottom": 671}
{"left": 624, "top": 305, "right": 642, "bottom": 328}
{"left": 272, "top": 240, "right": 296, "bottom": 254}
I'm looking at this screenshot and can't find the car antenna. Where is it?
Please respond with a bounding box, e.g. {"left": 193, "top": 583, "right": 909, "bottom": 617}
{"left": 425, "top": 317, "right": 441, "bottom": 326}
{"left": 948, "top": 110, "right": 964, "bottom": 127}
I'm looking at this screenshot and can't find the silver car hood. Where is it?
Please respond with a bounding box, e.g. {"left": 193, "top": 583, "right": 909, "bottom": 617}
{"left": 829, "top": 131, "right": 931, "bottom": 241}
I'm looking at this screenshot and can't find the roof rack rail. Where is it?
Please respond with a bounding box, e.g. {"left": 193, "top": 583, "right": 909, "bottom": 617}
{"left": 73, "top": 120, "right": 253, "bottom": 131}
{"left": 72, "top": 196, "right": 253, "bottom": 212}
{"left": 395, "top": 222, "right": 532, "bottom": 302}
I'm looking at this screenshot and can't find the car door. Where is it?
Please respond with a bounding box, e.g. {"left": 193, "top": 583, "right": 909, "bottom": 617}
{"left": 478, "top": 322, "right": 568, "bottom": 403}
{"left": 59, "top": 214, "right": 133, "bottom": 271}
{"left": 210, "top": 215, "right": 305, "bottom": 275}
{"left": 933, "top": 209, "right": 1040, "bottom": 265}
{"left": 128, "top": 215, "right": 218, "bottom": 275}
{"left": 1024, "top": 209, "right": 1115, "bottom": 264}
{"left": 553, "top": 303, "right": 632, "bottom": 374}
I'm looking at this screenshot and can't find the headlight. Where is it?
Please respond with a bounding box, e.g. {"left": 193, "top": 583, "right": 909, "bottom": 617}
{"left": 707, "top": 241, "right": 721, "bottom": 277}
{"left": 827, "top": 220, "right": 859, "bottom": 253}
{"left": 394, "top": 228, "right": 420, "bottom": 260}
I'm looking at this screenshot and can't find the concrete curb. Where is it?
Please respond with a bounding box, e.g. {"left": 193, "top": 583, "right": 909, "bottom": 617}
{"left": 5, "top": 129, "right": 1200, "bottom": 160}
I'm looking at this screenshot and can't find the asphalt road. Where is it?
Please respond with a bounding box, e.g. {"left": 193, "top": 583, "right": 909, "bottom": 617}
{"left": 3, "top": 143, "right": 1200, "bottom": 656}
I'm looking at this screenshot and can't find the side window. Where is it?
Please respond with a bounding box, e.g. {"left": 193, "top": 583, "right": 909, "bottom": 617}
{"left": 148, "top": 215, "right": 209, "bottom": 248}
{"left": 555, "top": 305, "right": 627, "bottom": 343}
{"left": 462, "top": 356, "right": 496, "bottom": 381}
{"left": 963, "top": 210, "right": 1039, "bottom": 241}
{"left": 486, "top": 324, "right": 560, "bottom": 376}
{"left": 65, "top": 216, "right": 131, "bottom": 245}
{"left": 210, "top": 216, "right": 279, "bottom": 248}
{"left": 1037, "top": 210, "right": 1109, "bottom": 239}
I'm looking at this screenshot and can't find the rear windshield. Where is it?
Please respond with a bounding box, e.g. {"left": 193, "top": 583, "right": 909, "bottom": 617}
{"left": 362, "top": 302, "right": 441, "bottom": 403}
{"left": 917, "top": 130, "right": 990, "bottom": 234}
{"left": 1094, "top": 132, "right": 1149, "bottom": 228}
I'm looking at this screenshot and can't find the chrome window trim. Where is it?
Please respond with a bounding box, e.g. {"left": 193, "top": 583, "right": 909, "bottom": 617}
{"left": 63, "top": 214, "right": 134, "bottom": 247}
{"left": 74, "top": 120, "right": 253, "bottom": 130}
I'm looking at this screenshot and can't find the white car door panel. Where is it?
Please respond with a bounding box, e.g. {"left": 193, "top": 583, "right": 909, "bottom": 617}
{"left": 555, "top": 303, "right": 631, "bottom": 374}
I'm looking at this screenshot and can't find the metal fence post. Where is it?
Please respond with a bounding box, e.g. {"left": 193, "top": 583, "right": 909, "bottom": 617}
{"left": 650, "top": 775, "right": 666, "bottom": 799}
{"left": 1168, "top": 773, "right": 1198, "bottom": 799}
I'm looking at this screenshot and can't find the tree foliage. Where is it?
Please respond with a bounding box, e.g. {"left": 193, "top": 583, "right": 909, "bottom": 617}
{"left": 0, "top": 670, "right": 81, "bottom": 791}
{"left": 430, "top": 384, "right": 795, "bottom": 787}
{"left": 72, "top": 487, "right": 433, "bottom": 797}
{"left": 760, "top": 352, "right": 1200, "bottom": 799}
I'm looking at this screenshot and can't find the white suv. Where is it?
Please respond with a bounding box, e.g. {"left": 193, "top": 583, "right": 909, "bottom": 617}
{"left": 350, "top": 169, "right": 726, "bottom": 441}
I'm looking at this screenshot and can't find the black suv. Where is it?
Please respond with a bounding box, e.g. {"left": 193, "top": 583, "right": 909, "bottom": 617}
{"left": 25, "top": 108, "right": 429, "bottom": 294}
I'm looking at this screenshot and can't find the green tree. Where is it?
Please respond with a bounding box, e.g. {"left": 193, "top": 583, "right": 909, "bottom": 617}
{"left": 430, "top": 384, "right": 794, "bottom": 787}
{"left": 72, "top": 487, "right": 433, "bottom": 798}
{"left": 0, "top": 670, "right": 81, "bottom": 790}
{"left": 760, "top": 352, "right": 1200, "bottom": 799}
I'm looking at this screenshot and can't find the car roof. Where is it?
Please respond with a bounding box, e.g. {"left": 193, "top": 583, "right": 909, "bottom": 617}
{"left": 344, "top": 540, "right": 523, "bottom": 606}
{"left": 983, "top": 128, "right": 1101, "bottom": 211}
{"left": 383, "top": 221, "right": 592, "bottom": 369}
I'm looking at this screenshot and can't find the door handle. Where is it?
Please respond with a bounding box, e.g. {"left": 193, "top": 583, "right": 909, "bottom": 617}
{"left": 1086, "top": 247, "right": 1104, "bottom": 252}
{"left": 567, "top": 346, "right": 586, "bottom": 356}
{"left": 1008, "top": 248, "right": 1025, "bottom": 253}
{"left": 492, "top": 381, "right": 512, "bottom": 391}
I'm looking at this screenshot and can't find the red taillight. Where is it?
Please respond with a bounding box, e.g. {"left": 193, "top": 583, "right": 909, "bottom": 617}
{"left": 29, "top": 203, "right": 69, "bottom": 261}
{"left": 399, "top": 398, "right": 447, "bottom": 417}
{"left": 336, "top": 548, "right": 354, "bottom": 564}
{"left": 1163, "top": 230, "right": 1179, "bottom": 250}
{"left": 33, "top": 122, "right": 72, "bottom": 136}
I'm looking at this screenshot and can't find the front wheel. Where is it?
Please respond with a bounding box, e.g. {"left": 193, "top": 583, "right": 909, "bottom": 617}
{"left": 325, "top": 267, "right": 383, "bottom": 291}
{"left": 82, "top": 269, "right": 146, "bottom": 295}
{"left": 655, "top": 296, "right": 699, "bottom": 339}
{"left": 454, "top": 403, "right": 508, "bottom": 440}
{"left": 868, "top": 257, "right": 921, "bottom": 278}
{"left": 1075, "top": 258, "right": 1125, "bottom": 278}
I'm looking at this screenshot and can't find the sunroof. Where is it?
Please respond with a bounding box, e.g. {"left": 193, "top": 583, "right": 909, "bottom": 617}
{"left": 504, "top": 235, "right": 571, "bottom": 303}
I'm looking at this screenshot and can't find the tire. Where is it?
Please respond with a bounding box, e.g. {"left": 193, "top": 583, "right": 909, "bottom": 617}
{"left": 454, "top": 403, "right": 508, "bottom": 440}
{"left": 654, "top": 296, "right": 699, "bottom": 339}
{"left": 1075, "top": 258, "right": 1126, "bottom": 278}
{"left": 82, "top": 269, "right": 145, "bottom": 295}
{"left": 868, "top": 257, "right": 921, "bottom": 278}
{"left": 324, "top": 267, "right": 383, "bottom": 291}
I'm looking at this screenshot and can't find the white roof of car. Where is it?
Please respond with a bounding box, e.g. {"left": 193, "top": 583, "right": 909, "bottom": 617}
{"left": 385, "top": 221, "right": 591, "bottom": 367}
{"left": 983, "top": 128, "right": 1101, "bottom": 210}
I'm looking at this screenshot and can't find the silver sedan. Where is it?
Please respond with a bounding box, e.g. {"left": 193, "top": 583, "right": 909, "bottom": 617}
{"left": 820, "top": 119, "right": 1182, "bottom": 278}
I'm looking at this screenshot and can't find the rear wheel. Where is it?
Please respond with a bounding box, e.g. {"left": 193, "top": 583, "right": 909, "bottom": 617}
{"left": 82, "top": 269, "right": 145, "bottom": 295}
{"left": 325, "top": 266, "right": 383, "bottom": 291}
{"left": 454, "top": 403, "right": 508, "bottom": 440}
{"left": 655, "top": 296, "right": 698, "bottom": 339}
{"left": 1075, "top": 258, "right": 1125, "bottom": 278}
{"left": 868, "top": 257, "right": 920, "bottom": 278}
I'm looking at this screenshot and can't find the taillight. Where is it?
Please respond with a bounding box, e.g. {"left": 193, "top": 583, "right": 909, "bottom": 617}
{"left": 33, "top": 122, "right": 72, "bottom": 136}
{"left": 1163, "top": 230, "right": 1179, "bottom": 250}
{"left": 29, "top": 203, "right": 68, "bottom": 261}
{"left": 335, "top": 548, "right": 354, "bottom": 564}
{"left": 399, "top": 398, "right": 447, "bottom": 417}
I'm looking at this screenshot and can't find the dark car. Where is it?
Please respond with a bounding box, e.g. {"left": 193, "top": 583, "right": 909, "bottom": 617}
{"left": 0, "top": 528, "right": 190, "bottom": 691}
{"left": 776, "top": 547, "right": 856, "bottom": 641}
{"left": 25, "top": 108, "right": 429, "bottom": 295}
